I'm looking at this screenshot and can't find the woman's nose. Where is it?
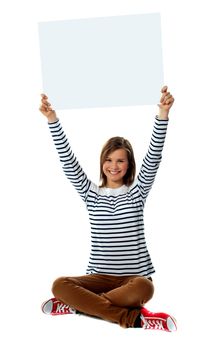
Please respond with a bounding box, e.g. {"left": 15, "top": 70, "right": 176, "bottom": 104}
{"left": 110, "top": 162, "right": 118, "bottom": 169}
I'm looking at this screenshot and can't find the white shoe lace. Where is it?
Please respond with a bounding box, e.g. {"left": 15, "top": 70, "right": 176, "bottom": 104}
{"left": 55, "top": 301, "right": 75, "bottom": 314}
{"left": 141, "top": 315, "right": 165, "bottom": 330}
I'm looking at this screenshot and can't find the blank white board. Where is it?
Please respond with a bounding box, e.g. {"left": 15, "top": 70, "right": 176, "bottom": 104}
{"left": 38, "top": 13, "right": 163, "bottom": 109}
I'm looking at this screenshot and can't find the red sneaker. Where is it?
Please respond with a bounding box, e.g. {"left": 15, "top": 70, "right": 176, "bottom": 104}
{"left": 41, "top": 298, "right": 76, "bottom": 316}
{"left": 140, "top": 307, "right": 177, "bottom": 332}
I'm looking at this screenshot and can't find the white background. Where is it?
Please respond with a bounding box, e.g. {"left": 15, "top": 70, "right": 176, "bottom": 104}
{"left": 0, "top": 0, "right": 215, "bottom": 349}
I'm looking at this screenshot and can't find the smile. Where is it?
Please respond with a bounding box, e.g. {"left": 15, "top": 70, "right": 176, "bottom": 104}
{"left": 109, "top": 171, "right": 121, "bottom": 175}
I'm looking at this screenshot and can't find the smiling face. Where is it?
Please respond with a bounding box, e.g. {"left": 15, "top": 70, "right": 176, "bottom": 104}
{"left": 102, "top": 148, "right": 129, "bottom": 188}
{"left": 99, "top": 136, "right": 136, "bottom": 188}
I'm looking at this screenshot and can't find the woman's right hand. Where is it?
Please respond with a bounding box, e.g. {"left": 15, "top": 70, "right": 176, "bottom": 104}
{"left": 39, "top": 94, "right": 58, "bottom": 123}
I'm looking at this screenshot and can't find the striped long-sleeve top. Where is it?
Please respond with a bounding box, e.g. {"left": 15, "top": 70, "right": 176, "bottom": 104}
{"left": 48, "top": 116, "right": 169, "bottom": 277}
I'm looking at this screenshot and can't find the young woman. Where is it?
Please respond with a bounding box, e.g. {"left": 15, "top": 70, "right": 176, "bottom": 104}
{"left": 39, "top": 86, "right": 176, "bottom": 331}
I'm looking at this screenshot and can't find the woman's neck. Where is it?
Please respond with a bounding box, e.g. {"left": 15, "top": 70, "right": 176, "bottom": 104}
{"left": 105, "top": 182, "right": 124, "bottom": 189}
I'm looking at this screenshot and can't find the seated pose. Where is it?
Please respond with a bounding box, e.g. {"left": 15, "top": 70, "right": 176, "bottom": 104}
{"left": 39, "top": 86, "right": 176, "bottom": 331}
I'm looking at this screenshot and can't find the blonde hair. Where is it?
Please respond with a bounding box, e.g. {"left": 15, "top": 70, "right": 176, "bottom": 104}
{"left": 99, "top": 136, "right": 136, "bottom": 187}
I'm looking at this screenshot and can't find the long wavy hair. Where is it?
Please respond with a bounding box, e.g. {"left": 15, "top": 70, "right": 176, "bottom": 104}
{"left": 99, "top": 136, "right": 136, "bottom": 188}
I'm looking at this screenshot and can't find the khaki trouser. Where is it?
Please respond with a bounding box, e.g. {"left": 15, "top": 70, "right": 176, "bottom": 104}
{"left": 52, "top": 273, "right": 154, "bottom": 328}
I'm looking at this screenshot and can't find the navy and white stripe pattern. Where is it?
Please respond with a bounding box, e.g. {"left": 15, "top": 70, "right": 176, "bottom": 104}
{"left": 48, "top": 117, "right": 168, "bottom": 277}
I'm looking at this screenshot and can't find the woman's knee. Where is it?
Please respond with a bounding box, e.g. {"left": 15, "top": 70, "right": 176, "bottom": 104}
{"left": 134, "top": 277, "right": 154, "bottom": 304}
{"left": 52, "top": 277, "right": 68, "bottom": 297}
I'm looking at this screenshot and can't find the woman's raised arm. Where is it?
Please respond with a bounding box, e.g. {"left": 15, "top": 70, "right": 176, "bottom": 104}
{"left": 39, "top": 94, "right": 92, "bottom": 202}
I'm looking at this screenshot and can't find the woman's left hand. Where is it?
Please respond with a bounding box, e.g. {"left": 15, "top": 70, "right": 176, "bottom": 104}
{"left": 157, "top": 86, "right": 175, "bottom": 119}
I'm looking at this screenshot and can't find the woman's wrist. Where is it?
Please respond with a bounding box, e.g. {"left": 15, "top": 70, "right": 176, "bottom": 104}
{"left": 157, "top": 110, "right": 169, "bottom": 120}
{"left": 47, "top": 116, "right": 58, "bottom": 124}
